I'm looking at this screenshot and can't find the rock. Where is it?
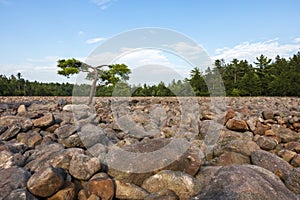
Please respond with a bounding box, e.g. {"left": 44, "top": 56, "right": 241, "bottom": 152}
{"left": 254, "top": 122, "right": 270, "bottom": 135}
{"left": 285, "top": 142, "right": 300, "bottom": 153}
{"left": 272, "top": 125, "right": 299, "bottom": 143}
{"left": 57, "top": 98, "right": 68, "bottom": 107}
{"left": 278, "top": 149, "right": 297, "bottom": 162}
{"left": 107, "top": 138, "right": 202, "bottom": 186}
{"left": 86, "top": 178, "right": 115, "bottom": 200}
{"left": 0, "top": 124, "right": 21, "bottom": 140}
{"left": 48, "top": 181, "right": 76, "bottom": 200}
{"left": 0, "top": 166, "right": 31, "bottom": 199}
{"left": 78, "top": 123, "right": 109, "bottom": 148}
{"left": 251, "top": 150, "right": 293, "bottom": 180}
{"left": 144, "top": 189, "right": 179, "bottom": 200}
{"left": 291, "top": 154, "right": 300, "bottom": 167}
{"left": 256, "top": 136, "right": 277, "bottom": 150}
{"left": 226, "top": 118, "right": 249, "bottom": 132}
{"left": 17, "top": 131, "right": 42, "bottom": 148}
{"left": 223, "top": 109, "right": 235, "bottom": 125}
{"left": 69, "top": 154, "right": 101, "bottom": 180}
{"left": 191, "top": 164, "right": 297, "bottom": 200}
{"left": 142, "top": 170, "right": 201, "bottom": 199}
{"left": 0, "top": 116, "right": 32, "bottom": 132}
{"left": 33, "top": 112, "right": 55, "bottom": 128}
{"left": 27, "top": 166, "right": 66, "bottom": 198}
{"left": 265, "top": 129, "right": 276, "bottom": 136}
{"left": 25, "top": 143, "right": 65, "bottom": 173}
{"left": 195, "top": 166, "right": 221, "bottom": 192}
{"left": 6, "top": 189, "right": 37, "bottom": 200}
{"left": 63, "top": 104, "right": 91, "bottom": 112}
{"left": 50, "top": 148, "right": 84, "bottom": 170}
{"left": 285, "top": 167, "right": 300, "bottom": 194}
{"left": 213, "top": 139, "right": 260, "bottom": 157}
{"left": 17, "top": 105, "right": 27, "bottom": 116}
{"left": 210, "top": 151, "right": 250, "bottom": 166}
{"left": 115, "top": 180, "right": 149, "bottom": 200}
{"left": 262, "top": 110, "right": 274, "bottom": 120}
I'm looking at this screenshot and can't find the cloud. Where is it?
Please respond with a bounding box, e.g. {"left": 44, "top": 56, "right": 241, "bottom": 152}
{"left": 90, "top": 0, "right": 115, "bottom": 10}
{"left": 213, "top": 38, "right": 300, "bottom": 63}
{"left": 294, "top": 38, "right": 300, "bottom": 43}
{"left": 85, "top": 37, "right": 106, "bottom": 44}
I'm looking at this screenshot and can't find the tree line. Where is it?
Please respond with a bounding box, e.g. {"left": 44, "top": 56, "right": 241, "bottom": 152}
{"left": 0, "top": 52, "right": 299, "bottom": 97}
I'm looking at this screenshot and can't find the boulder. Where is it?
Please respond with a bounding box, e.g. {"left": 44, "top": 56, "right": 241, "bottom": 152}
{"left": 6, "top": 189, "right": 37, "bottom": 200}
{"left": 17, "top": 105, "right": 27, "bottom": 116}
{"left": 115, "top": 180, "right": 149, "bottom": 200}
{"left": 27, "top": 166, "right": 66, "bottom": 198}
{"left": 226, "top": 118, "right": 249, "bottom": 132}
{"left": 251, "top": 150, "right": 293, "bottom": 180}
{"left": 107, "top": 138, "right": 202, "bottom": 186}
{"left": 0, "top": 115, "right": 33, "bottom": 131}
{"left": 144, "top": 189, "right": 179, "bottom": 200}
{"left": 191, "top": 165, "right": 297, "bottom": 200}
{"left": 142, "top": 170, "right": 201, "bottom": 199}
{"left": 48, "top": 181, "right": 76, "bottom": 200}
{"left": 33, "top": 112, "right": 55, "bottom": 128}
{"left": 262, "top": 110, "right": 274, "bottom": 120}
{"left": 69, "top": 154, "right": 101, "bottom": 181}
{"left": 86, "top": 178, "right": 115, "bottom": 200}
{"left": 0, "top": 124, "right": 21, "bottom": 140}
{"left": 255, "top": 136, "right": 277, "bottom": 150}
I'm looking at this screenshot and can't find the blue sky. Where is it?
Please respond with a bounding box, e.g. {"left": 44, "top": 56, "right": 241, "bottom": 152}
{"left": 0, "top": 0, "right": 299, "bottom": 83}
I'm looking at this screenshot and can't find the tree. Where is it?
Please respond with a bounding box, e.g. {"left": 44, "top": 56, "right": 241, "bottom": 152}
{"left": 57, "top": 58, "right": 131, "bottom": 105}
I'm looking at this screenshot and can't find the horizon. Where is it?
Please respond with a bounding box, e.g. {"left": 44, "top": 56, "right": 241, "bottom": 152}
{"left": 0, "top": 0, "right": 300, "bottom": 84}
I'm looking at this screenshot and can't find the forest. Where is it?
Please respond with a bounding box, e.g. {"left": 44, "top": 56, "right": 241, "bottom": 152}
{"left": 0, "top": 53, "right": 299, "bottom": 97}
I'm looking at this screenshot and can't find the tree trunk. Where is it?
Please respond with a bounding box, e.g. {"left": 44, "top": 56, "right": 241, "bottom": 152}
{"left": 88, "top": 68, "right": 98, "bottom": 105}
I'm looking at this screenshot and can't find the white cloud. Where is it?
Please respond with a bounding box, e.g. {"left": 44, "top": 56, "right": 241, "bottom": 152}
{"left": 85, "top": 37, "right": 106, "bottom": 44}
{"left": 294, "top": 38, "right": 300, "bottom": 43}
{"left": 90, "top": 0, "right": 114, "bottom": 10}
{"left": 213, "top": 38, "right": 300, "bottom": 63}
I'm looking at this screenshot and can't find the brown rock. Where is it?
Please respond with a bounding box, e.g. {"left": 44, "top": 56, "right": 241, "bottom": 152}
{"left": 33, "top": 112, "right": 55, "bottom": 128}
{"left": 223, "top": 109, "right": 235, "bottom": 125}
{"left": 291, "top": 154, "right": 300, "bottom": 167}
{"left": 254, "top": 122, "right": 270, "bottom": 135}
{"left": 278, "top": 149, "right": 297, "bottom": 163}
{"left": 48, "top": 181, "right": 76, "bottom": 200}
{"left": 0, "top": 115, "right": 33, "bottom": 131}
{"left": 69, "top": 154, "right": 101, "bottom": 181}
{"left": 256, "top": 136, "right": 277, "bottom": 150}
{"left": 17, "top": 131, "right": 42, "bottom": 148}
{"left": 251, "top": 150, "right": 293, "bottom": 180}
{"left": 27, "top": 166, "right": 66, "bottom": 198}
{"left": 265, "top": 129, "right": 276, "bottom": 136}
{"left": 115, "top": 180, "right": 149, "bottom": 200}
{"left": 17, "top": 105, "right": 27, "bottom": 116}
{"left": 272, "top": 125, "right": 300, "bottom": 143}
{"left": 210, "top": 151, "right": 250, "bottom": 166}
{"left": 86, "top": 178, "right": 114, "bottom": 200}
{"left": 195, "top": 166, "right": 221, "bottom": 192}
{"left": 6, "top": 189, "right": 37, "bottom": 200}
{"left": 226, "top": 119, "right": 248, "bottom": 132}
{"left": 262, "top": 110, "right": 274, "bottom": 120}
{"left": 142, "top": 170, "right": 201, "bottom": 199}
{"left": 285, "top": 142, "right": 300, "bottom": 153}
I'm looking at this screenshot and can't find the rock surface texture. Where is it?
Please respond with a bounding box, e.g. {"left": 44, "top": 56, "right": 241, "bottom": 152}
{"left": 0, "top": 96, "right": 299, "bottom": 199}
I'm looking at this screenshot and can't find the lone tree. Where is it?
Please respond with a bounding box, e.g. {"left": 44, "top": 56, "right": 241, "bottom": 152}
{"left": 57, "top": 58, "right": 131, "bottom": 105}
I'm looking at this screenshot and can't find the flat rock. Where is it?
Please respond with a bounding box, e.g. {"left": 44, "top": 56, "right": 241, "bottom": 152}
{"left": 27, "top": 166, "right": 66, "bottom": 198}
{"left": 191, "top": 164, "right": 297, "bottom": 200}
{"left": 251, "top": 150, "right": 293, "bottom": 180}
{"left": 0, "top": 124, "right": 21, "bottom": 140}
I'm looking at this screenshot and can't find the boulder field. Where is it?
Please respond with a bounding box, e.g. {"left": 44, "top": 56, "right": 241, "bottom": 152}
{"left": 0, "top": 96, "right": 300, "bottom": 200}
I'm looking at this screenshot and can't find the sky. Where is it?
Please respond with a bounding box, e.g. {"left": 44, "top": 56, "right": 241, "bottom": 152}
{"left": 0, "top": 0, "right": 299, "bottom": 84}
